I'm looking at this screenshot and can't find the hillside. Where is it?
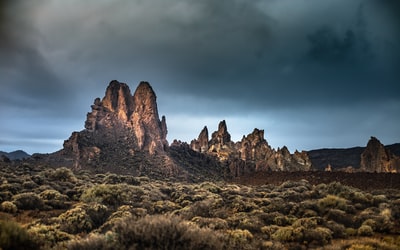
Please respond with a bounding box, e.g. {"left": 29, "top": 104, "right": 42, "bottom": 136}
{"left": 0, "top": 150, "right": 30, "bottom": 160}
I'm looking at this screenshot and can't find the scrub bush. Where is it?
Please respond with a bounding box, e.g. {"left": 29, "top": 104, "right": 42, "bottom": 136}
{"left": 0, "top": 220, "right": 39, "bottom": 250}
{"left": 0, "top": 201, "right": 17, "bottom": 214}
{"left": 12, "top": 192, "right": 44, "bottom": 210}
{"left": 112, "top": 215, "right": 223, "bottom": 250}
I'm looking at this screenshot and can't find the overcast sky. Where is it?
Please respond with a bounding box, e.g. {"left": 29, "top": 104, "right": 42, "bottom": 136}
{"left": 1, "top": 0, "right": 399, "bottom": 154}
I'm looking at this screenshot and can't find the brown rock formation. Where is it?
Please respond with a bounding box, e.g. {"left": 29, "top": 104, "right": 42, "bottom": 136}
{"left": 210, "top": 120, "right": 231, "bottom": 146}
{"left": 62, "top": 80, "right": 168, "bottom": 169}
{"left": 130, "top": 81, "right": 168, "bottom": 153}
{"left": 360, "top": 137, "right": 400, "bottom": 173}
{"left": 190, "top": 126, "right": 209, "bottom": 153}
{"left": 190, "top": 120, "right": 312, "bottom": 176}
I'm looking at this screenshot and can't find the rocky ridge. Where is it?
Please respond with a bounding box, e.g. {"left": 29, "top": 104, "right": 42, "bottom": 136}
{"left": 37, "top": 80, "right": 398, "bottom": 179}
{"left": 190, "top": 120, "right": 312, "bottom": 177}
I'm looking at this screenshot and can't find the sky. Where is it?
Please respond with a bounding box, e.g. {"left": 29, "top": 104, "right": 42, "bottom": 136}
{"left": 1, "top": 0, "right": 399, "bottom": 154}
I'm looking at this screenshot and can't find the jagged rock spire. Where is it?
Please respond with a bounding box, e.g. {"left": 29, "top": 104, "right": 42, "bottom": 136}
{"left": 191, "top": 126, "right": 209, "bottom": 153}
{"left": 131, "top": 81, "right": 168, "bottom": 153}
{"left": 210, "top": 120, "right": 231, "bottom": 145}
{"left": 102, "top": 80, "right": 134, "bottom": 121}
{"left": 64, "top": 80, "right": 169, "bottom": 169}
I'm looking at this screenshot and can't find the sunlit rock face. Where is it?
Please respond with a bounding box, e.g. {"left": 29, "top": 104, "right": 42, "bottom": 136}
{"left": 360, "top": 137, "right": 400, "bottom": 173}
{"left": 190, "top": 120, "right": 312, "bottom": 176}
{"left": 190, "top": 126, "right": 209, "bottom": 153}
{"left": 63, "top": 80, "right": 168, "bottom": 169}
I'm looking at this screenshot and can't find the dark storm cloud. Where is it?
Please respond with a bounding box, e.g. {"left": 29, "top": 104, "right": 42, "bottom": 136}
{"left": 1, "top": 0, "right": 399, "bottom": 153}
{"left": 307, "top": 27, "right": 365, "bottom": 64}
{"left": 0, "top": 0, "right": 78, "bottom": 116}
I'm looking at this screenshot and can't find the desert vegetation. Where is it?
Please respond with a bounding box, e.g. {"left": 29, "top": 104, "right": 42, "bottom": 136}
{"left": 0, "top": 162, "right": 399, "bottom": 249}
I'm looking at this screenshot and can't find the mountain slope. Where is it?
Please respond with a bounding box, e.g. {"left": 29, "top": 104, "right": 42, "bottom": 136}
{"left": 0, "top": 150, "right": 30, "bottom": 160}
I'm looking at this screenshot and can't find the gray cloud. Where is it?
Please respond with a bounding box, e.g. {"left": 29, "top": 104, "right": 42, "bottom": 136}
{"left": 1, "top": 0, "right": 399, "bottom": 153}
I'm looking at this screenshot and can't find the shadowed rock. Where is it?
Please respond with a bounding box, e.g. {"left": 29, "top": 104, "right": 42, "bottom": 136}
{"left": 360, "top": 137, "right": 400, "bottom": 173}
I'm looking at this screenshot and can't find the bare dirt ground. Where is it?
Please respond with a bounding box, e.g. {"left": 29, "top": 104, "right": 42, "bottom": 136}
{"left": 234, "top": 171, "right": 400, "bottom": 190}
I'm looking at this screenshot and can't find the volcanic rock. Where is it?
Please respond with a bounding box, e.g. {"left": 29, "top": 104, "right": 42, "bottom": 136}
{"left": 360, "top": 137, "right": 400, "bottom": 173}
{"left": 210, "top": 120, "right": 231, "bottom": 146}
{"left": 190, "top": 126, "right": 209, "bottom": 153}
{"left": 61, "top": 80, "right": 169, "bottom": 169}
{"left": 190, "top": 120, "right": 312, "bottom": 176}
{"left": 130, "top": 81, "right": 168, "bottom": 153}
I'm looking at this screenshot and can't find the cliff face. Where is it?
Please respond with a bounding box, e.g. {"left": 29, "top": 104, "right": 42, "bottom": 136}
{"left": 62, "top": 80, "right": 168, "bottom": 170}
{"left": 360, "top": 137, "right": 400, "bottom": 173}
{"left": 190, "top": 120, "right": 312, "bottom": 176}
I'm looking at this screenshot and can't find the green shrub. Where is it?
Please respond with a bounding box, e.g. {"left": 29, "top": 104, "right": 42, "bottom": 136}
{"left": 81, "top": 184, "right": 144, "bottom": 207}
{"left": 0, "top": 201, "right": 17, "bottom": 214}
{"left": 153, "top": 200, "right": 181, "bottom": 214}
{"left": 225, "top": 229, "right": 255, "bottom": 249}
{"left": 273, "top": 215, "right": 294, "bottom": 226}
{"left": 12, "top": 192, "right": 44, "bottom": 210}
{"left": 28, "top": 224, "right": 73, "bottom": 249}
{"left": 349, "top": 191, "right": 373, "bottom": 206}
{"left": 303, "top": 226, "right": 332, "bottom": 245}
{"left": 0, "top": 191, "right": 12, "bottom": 202}
{"left": 325, "top": 220, "right": 346, "bottom": 238}
{"left": 261, "top": 225, "right": 280, "bottom": 239}
{"left": 198, "top": 182, "right": 221, "bottom": 193}
{"left": 112, "top": 215, "right": 223, "bottom": 250}
{"left": 0, "top": 220, "right": 39, "bottom": 250}
{"left": 0, "top": 183, "right": 21, "bottom": 194}
{"left": 372, "top": 194, "right": 388, "bottom": 206}
{"left": 318, "top": 195, "right": 348, "bottom": 212}
{"left": 183, "top": 199, "right": 215, "bottom": 218}
{"left": 292, "top": 217, "right": 320, "bottom": 229}
{"left": 85, "top": 203, "right": 110, "bottom": 229}
{"left": 65, "top": 232, "right": 116, "bottom": 250}
{"left": 22, "top": 181, "right": 38, "bottom": 189}
{"left": 48, "top": 167, "right": 77, "bottom": 182}
{"left": 358, "top": 224, "right": 374, "bottom": 236}
{"left": 58, "top": 204, "right": 93, "bottom": 234}
{"left": 325, "top": 208, "right": 355, "bottom": 227}
{"left": 345, "top": 227, "right": 357, "bottom": 237}
{"left": 58, "top": 203, "right": 110, "bottom": 234}
{"left": 271, "top": 226, "right": 302, "bottom": 242}
{"left": 39, "top": 189, "right": 69, "bottom": 209}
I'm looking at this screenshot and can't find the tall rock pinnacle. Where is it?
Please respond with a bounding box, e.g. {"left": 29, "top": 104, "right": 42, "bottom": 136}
{"left": 131, "top": 81, "right": 168, "bottom": 153}
{"left": 210, "top": 120, "right": 231, "bottom": 146}
{"left": 102, "top": 80, "right": 134, "bottom": 122}
{"left": 190, "top": 126, "right": 209, "bottom": 153}
{"left": 63, "top": 80, "right": 168, "bottom": 169}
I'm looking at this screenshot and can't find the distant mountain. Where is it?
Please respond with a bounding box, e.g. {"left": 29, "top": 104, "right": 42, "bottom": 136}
{"left": 308, "top": 140, "right": 400, "bottom": 171}
{"left": 0, "top": 150, "right": 30, "bottom": 160}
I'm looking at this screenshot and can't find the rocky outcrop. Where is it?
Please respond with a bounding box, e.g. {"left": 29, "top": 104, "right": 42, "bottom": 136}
{"left": 210, "top": 120, "right": 231, "bottom": 146}
{"left": 190, "top": 126, "right": 209, "bottom": 153}
{"left": 190, "top": 120, "right": 312, "bottom": 176}
{"left": 62, "top": 80, "right": 169, "bottom": 169}
{"left": 130, "top": 82, "right": 168, "bottom": 153}
{"left": 308, "top": 139, "right": 400, "bottom": 172}
{"left": 360, "top": 137, "right": 400, "bottom": 173}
